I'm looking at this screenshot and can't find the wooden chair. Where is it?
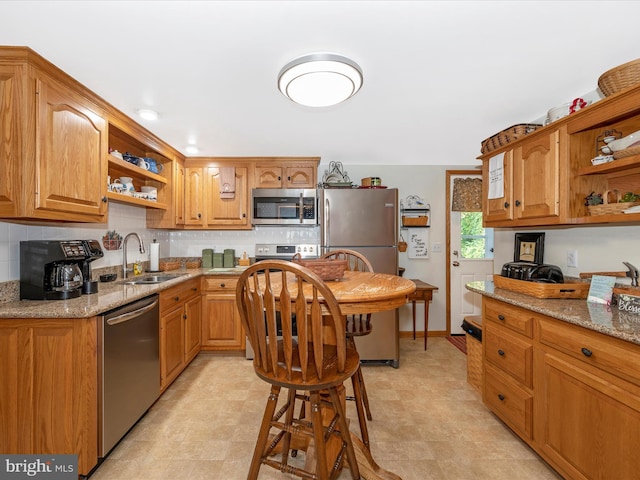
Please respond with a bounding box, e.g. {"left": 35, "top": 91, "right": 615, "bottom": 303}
{"left": 320, "top": 249, "right": 374, "bottom": 424}
{"left": 236, "top": 260, "right": 365, "bottom": 480}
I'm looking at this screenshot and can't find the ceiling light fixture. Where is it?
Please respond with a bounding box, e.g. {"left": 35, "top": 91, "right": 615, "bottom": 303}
{"left": 185, "top": 145, "right": 199, "bottom": 155}
{"left": 136, "top": 109, "right": 159, "bottom": 121}
{"left": 278, "top": 53, "right": 363, "bottom": 107}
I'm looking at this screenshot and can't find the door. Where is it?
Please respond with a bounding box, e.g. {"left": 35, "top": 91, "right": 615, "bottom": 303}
{"left": 447, "top": 171, "right": 494, "bottom": 334}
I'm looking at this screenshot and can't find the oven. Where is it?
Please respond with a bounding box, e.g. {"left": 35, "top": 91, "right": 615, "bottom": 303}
{"left": 251, "top": 188, "right": 318, "bottom": 225}
{"left": 246, "top": 243, "right": 319, "bottom": 359}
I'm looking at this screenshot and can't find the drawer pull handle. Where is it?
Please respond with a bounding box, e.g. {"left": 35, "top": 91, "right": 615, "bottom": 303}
{"left": 174, "top": 296, "right": 180, "bottom": 301}
{"left": 498, "top": 394, "right": 505, "bottom": 401}
{"left": 192, "top": 287, "right": 197, "bottom": 291}
{"left": 220, "top": 283, "right": 225, "bottom": 288}
{"left": 498, "top": 349, "right": 505, "bottom": 356}
{"left": 498, "top": 314, "right": 505, "bottom": 321}
{"left": 581, "top": 347, "right": 593, "bottom": 357}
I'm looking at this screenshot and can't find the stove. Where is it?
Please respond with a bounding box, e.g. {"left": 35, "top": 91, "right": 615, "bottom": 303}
{"left": 254, "top": 243, "right": 319, "bottom": 260}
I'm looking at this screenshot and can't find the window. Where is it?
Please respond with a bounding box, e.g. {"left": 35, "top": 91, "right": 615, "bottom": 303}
{"left": 460, "top": 212, "right": 494, "bottom": 259}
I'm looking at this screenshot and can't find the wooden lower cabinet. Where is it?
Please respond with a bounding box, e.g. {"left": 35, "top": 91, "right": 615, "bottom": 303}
{"left": 483, "top": 297, "right": 640, "bottom": 480}
{"left": 160, "top": 277, "right": 201, "bottom": 391}
{"left": 201, "top": 276, "right": 245, "bottom": 351}
{"left": 0, "top": 317, "right": 98, "bottom": 476}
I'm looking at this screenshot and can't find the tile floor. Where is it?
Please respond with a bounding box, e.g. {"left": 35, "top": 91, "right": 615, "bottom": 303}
{"left": 89, "top": 338, "right": 562, "bottom": 480}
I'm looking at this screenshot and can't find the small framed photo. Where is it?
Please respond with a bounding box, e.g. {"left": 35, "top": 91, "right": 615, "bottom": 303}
{"left": 514, "top": 232, "right": 545, "bottom": 264}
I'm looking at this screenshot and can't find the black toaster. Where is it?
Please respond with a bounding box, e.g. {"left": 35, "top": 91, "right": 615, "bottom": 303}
{"left": 501, "top": 262, "right": 564, "bottom": 284}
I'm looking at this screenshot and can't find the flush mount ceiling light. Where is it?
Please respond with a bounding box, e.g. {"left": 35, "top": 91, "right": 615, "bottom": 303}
{"left": 185, "top": 145, "right": 199, "bottom": 155}
{"left": 278, "top": 53, "right": 363, "bottom": 107}
{"left": 136, "top": 109, "right": 159, "bottom": 121}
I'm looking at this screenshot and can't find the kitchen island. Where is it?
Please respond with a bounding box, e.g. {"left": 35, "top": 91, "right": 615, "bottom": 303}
{"left": 466, "top": 279, "right": 640, "bottom": 480}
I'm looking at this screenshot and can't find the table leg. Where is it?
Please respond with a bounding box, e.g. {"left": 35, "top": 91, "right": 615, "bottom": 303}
{"left": 424, "top": 300, "right": 429, "bottom": 350}
{"left": 412, "top": 300, "right": 417, "bottom": 340}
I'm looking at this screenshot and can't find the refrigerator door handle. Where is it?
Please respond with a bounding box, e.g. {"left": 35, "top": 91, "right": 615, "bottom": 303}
{"left": 299, "top": 192, "right": 303, "bottom": 224}
{"left": 324, "top": 196, "right": 330, "bottom": 248}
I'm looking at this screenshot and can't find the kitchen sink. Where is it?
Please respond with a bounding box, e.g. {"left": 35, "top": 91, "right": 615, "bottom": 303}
{"left": 119, "top": 273, "right": 187, "bottom": 285}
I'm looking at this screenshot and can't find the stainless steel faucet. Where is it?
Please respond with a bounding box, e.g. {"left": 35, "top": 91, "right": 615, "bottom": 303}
{"left": 122, "top": 233, "right": 145, "bottom": 279}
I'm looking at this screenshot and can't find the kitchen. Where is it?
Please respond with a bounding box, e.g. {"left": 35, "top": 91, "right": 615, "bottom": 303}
{"left": 2, "top": 2, "right": 640, "bottom": 480}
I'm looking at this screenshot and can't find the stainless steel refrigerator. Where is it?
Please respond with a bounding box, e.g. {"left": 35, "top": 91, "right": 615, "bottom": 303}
{"left": 319, "top": 187, "right": 400, "bottom": 367}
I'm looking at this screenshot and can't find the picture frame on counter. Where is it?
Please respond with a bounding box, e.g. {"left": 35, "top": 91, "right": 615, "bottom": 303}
{"left": 514, "top": 232, "right": 545, "bottom": 264}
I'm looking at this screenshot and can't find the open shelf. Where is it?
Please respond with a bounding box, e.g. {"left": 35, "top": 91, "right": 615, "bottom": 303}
{"left": 106, "top": 192, "right": 167, "bottom": 210}
{"left": 108, "top": 156, "right": 168, "bottom": 184}
{"left": 577, "top": 155, "right": 640, "bottom": 176}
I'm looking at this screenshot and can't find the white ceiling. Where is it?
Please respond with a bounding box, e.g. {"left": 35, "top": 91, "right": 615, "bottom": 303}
{"left": 3, "top": 1, "right": 640, "bottom": 166}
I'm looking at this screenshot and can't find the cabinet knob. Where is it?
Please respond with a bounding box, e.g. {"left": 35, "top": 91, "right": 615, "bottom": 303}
{"left": 183, "top": 314, "right": 187, "bottom": 320}
{"left": 504, "top": 201, "right": 509, "bottom": 208}
{"left": 220, "top": 283, "right": 225, "bottom": 288}
{"left": 498, "top": 314, "right": 505, "bottom": 321}
{"left": 498, "top": 349, "right": 505, "bottom": 356}
{"left": 498, "top": 394, "right": 505, "bottom": 401}
{"left": 515, "top": 200, "right": 521, "bottom": 206}
{"left": 102, "top": 196, "right": 108, "bottom": 203}
{"left": 581, "top": 347, "right": 593, "bottom": 357}
{"left": 287, "top": 176, "right": 291, "bottom": 181}
{"left": 175, "top": 296, "right": 180, "bottom": 301}
{"left": 197, "top": 213, "right": 202, "bottom": 219}
{"left": 278, "top": 176, "right": 281, "bottom": 181}
{"left": 242, "top": 213, "right": 246, "bottom": 218}
{"left": 192, "top": 287, "right": 197, "bottom": 291}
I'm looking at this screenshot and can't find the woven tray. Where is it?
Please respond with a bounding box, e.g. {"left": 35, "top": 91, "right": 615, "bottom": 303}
{"left": 493, "top": 275, "right": 589, "bottom": 299}
{"left": 588, "top": 189, "right": 640, "bottom": 216}
{"left": 291, "top": 253, "right": 347, "bottom": 281}
{"left": 402, "top": 215, "right": 428, "bottom": 226}
{"left": 612, "top": 144, "right": 640, "bottom": 160}
{"left": 480, "top": 124, "right": 542, "bottom": 154}
{"left": 598, "top": 58, "right": 640, "bottom": 97}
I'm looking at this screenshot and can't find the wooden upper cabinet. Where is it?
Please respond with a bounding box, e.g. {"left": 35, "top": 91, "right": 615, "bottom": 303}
{"left": 34, "top": 74, "right": 108, "bottom": 219}
{"left": 0, "top": 48, "right": 108, "bottom": 222}
{"left": 184, "top": 167, "right": 205, "bottom": 225}
{"left": 254, "top": 158, "right": 319, "bottom": 188}
{"left": 205, "top": 166, "right": 249, "bottom": 227}
{"left": 482, "top": 129, "right": 565, "bottom": 227}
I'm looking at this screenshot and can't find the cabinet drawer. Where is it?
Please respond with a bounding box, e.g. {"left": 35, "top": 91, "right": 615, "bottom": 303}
{"left": 484, "top": 297, "right": 533, "bottom": 337}
{"left": 538, "top": 317, "right": 640, "bottom": 386}
{"left": 484, "top": 363, "right": 533, "bottom": 440}
{"left": 160, "top": 277, "right": 200, "bottom": 313}
{"left": 485, "top": 322, "right": 533, "bottom": 388}
{"left": 203, "top": 276, "right": 238, "bottom": 293}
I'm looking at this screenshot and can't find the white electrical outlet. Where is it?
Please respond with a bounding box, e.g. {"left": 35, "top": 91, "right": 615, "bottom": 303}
{"left": 567, "top": 249, "right": 578, "bottom": 268}
{"left": 432, "top": 242, "right": 442, "bottom": 253}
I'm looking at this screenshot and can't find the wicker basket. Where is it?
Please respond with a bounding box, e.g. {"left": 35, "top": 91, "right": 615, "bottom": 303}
{"left": 613, "top": 144, "right": 640, "bottom": 160}
{"left": 291, "top": 253, "right": 347, "bottom": 281}
{"left": 588, "top": 189, "right": 640, "bottom": 216}
{"left": 402, "top": 215, "right": 428, "bottom": 226}
{"left": 493, "top": 275, "right": 589, "bottom": 299}
{"left": 480, "top": 124, "right": 542, "bottom": 154}
{"left": 598, "top": 58, "right": 640, "bottom": 97}
{"left": 159, "top": 260, "right": 180, "bottom": 271}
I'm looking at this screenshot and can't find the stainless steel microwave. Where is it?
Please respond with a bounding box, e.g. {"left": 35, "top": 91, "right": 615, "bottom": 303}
{"left": 251, "top": 189, "right": 318, "bottom": 225}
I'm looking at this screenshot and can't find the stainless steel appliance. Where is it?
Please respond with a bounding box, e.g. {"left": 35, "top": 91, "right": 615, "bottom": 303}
{"left": 99, "top": 294, "right": 160, "bottom": 457}
{"left": 20, "top": 240, "right": 104, "bottom": 300}
{"left": 319, "top": 187, "right": 400, "bottom": 367}
{"left": 246, "top": 243, "right": 320, "bottom": 359}
{"left": 251, "top": 188, "right": 318, "bottom": 225}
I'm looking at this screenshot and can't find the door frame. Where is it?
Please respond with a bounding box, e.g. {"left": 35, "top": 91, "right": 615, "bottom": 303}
{"left": 445, "top": 169, "right": 482, "bottom": 335}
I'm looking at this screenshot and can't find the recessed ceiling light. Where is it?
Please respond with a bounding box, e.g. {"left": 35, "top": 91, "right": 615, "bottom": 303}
{"left": 185, "top": 145, "right": 199, "bottom": 154}
{"left": 136, "top": 109, "right": 159, "bottom": 121}
{"left": 278, "top": 53, "right": 363, "bottom": 107}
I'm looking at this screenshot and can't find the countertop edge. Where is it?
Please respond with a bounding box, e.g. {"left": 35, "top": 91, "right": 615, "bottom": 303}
{"left": 466, "top": 280, "right": 640, "bottom": 346}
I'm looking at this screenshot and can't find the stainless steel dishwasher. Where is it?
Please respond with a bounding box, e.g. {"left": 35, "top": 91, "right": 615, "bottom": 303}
{"left": 99, "top": 294, "right": 160, "bottom": 457}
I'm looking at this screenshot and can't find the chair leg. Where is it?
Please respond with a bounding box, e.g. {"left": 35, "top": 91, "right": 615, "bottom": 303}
{"left": 279, "top": 388, "right": 297, "bottom": 470}
{"left": 328, "top": 387, "right": 361, "bottom": 480}
{"left": 248, "top": 385, "right": 281, "bottom": 480}
{"left": 309, "top": 391, "right": 330, "bottom": 480}
{"left": 356, "top": 365, "right": 373, "bottom": 421}
{"left": 351, "top": 368, "right": 370, "bottom": 450}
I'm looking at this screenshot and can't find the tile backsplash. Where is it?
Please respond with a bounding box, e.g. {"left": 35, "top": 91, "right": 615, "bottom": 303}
{"left": 0, "top": 203, "right": 319, "bottom": 282}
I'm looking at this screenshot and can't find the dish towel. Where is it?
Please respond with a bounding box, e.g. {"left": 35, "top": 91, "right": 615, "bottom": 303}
{"left": 219, "top": 167, "right": 235, "bottom": 199}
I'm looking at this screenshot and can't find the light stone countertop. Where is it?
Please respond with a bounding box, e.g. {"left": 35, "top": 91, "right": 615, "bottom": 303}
{"left": 466, "top": 280, "right": 640, "bottom": 346}
{"left": 0, "top": 267, "right": 248, "bottom": 319}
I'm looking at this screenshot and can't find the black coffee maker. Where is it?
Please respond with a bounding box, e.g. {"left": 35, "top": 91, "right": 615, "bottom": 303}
{"left": 20, "top": 240, "right": 104, "bottom": 300}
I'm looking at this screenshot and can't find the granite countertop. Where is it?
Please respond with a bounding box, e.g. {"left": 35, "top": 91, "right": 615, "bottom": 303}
{"left": 466, "top": 280, "right": 640, "bottom": 346}
{"left": 0, "top": 267, "right": 248, "bottom": 319}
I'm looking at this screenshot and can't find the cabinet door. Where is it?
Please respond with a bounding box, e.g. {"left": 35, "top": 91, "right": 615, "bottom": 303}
{"left": 174, "top": 161, "right": 185, "bottom": 225}
{"left": 160, "top": 306, "right": 186, "bottom": 390}
{"left": 205, "top": 166, "right": 249, "bottom": 227}
{"left": 483, "top": 150, "right": 514, "bottom": 223}
{"left": 34, "top": 75, "right": 108, "bottom": 220}
{"left": 184, "top": 167, "right": 204, "bottom": 225}
{"left": 285, "top": 164, "right": 316, "bottom": 188}
{"left": 201, "top": 293, "right": 245, "bottom": 349}
{"left": 184, "top": 295, "right": 201, "bottom": 363}
{"left": 0, "top": 318, "right": 98, "bottom": 475}
{"left": 255, "top": 165, "right": 283, "bottom": 188}
{"left": 0, "top": 65, "right": 22, "bottom": 217}
{"left": 535, "top": 348, "right": 640, "bottom": 480}
{"left": 513, "top": 131, "right": 560, "bottom": 221}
